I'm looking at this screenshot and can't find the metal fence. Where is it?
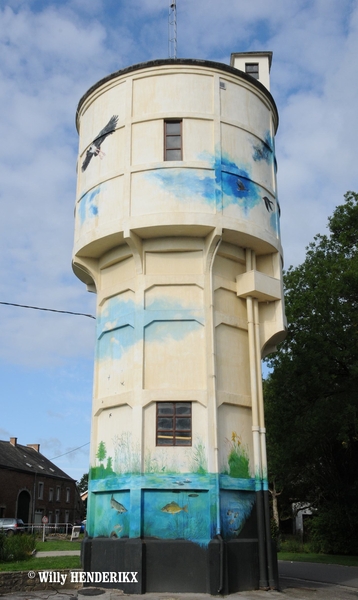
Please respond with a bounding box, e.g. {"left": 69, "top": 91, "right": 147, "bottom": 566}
{"left": 25, "top": 522, "right": 78, "bottom": 535}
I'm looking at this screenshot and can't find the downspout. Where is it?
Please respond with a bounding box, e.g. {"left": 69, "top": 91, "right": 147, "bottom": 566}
{"left": 209, "top": 235, "right": 223, "bottom": 593}
{"left": 254, "top": 299, "right": 275, "bottom": 587}
{"left": 246, "top": 249, "right": 268, "bottom": 589}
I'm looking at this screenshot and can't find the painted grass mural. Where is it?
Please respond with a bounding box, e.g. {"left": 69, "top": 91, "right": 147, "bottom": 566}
{"left": 87, "top": 435, "right": 256, "bottom": 544}
{"left": 221, "top": 432, "right": 250, "bottom": 479}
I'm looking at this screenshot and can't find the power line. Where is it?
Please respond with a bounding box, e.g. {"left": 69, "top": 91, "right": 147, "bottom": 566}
{"left": 50, "top": 442, "right": 90, "bottom": 460}
{"left": 0, "top": 301, "right": 96, "bottom": 320}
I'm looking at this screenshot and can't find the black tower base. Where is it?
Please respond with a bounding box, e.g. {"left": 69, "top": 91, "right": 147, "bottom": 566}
{"left": 81, "top": 537, "right": 279, "bottom": 594}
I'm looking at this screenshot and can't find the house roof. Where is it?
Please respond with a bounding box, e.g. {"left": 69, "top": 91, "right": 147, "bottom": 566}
{"left": 0, "top": 439, "right": 74, "bottom": 481}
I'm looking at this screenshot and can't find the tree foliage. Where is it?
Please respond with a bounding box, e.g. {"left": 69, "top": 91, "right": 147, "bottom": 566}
{"left": 76, "top": 472, "right": 88, "bottom": 494}
{"left": 264, "top": 192, "right": 358, "bottom": 553}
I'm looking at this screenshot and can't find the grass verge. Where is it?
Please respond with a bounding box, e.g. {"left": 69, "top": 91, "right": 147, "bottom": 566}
{"left": 278, "top": 552, "right": 358, "bottom": 567}
{"left": 0, "top": 556, "right": 81, "bottom": 572}
{"left": 36, "top": 540, "right": 81, "bottom": 551}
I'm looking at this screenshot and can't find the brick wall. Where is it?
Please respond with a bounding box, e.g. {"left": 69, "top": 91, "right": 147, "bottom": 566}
{"left": 0, "top": 468, "right": 83, "bottom": 523}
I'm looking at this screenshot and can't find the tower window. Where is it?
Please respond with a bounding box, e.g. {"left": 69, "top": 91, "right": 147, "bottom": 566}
{"left": 164, "top": 120, "right": 182, "bottom": 161}
{"left": 245, "top": 63, "right": 259, "bottom": 79}
{"left": 156, "top": 402, "right": 191, "bottom": 446}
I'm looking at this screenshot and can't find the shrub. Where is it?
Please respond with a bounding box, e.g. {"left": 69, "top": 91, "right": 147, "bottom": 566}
{"left": 280, "top": 535, "right": 306, "bottom": 553}
{"left": 308, "top": 507, "right": 358, "bottom": 555}
{"left": 0, "top": 533, "right": 36, "bottom": 562}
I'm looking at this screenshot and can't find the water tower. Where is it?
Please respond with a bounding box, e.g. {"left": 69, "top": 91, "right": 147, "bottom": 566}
{"left": 73, "top": 53, "right": 286, "bottom": 593}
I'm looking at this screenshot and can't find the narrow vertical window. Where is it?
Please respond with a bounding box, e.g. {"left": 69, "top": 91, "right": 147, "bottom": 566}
{"left": 245, "top": 63, "right": 259, "bottom": 79}
{"left": 164, "top": 120, "right": 182, "bottom": 161}
{"left": 38, "top": 482, "right": 44, "bottom": 500}
{"left": 156, "top": 402, "right": 191, "bottom": 446}
{"left": 66, "top": 488, "right": 70, "bottom": 503}
{"left": 56, "top": 486, "right": 61, "bottom": 502}
{"left": 49, "top": 488, "right": 53, "bottom": 502}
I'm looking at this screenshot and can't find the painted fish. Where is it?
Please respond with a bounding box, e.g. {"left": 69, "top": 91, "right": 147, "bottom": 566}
{"left": 161, "top": 502, "right": 188, "bottom": 514}
{"left": 110, "top": 495, "right": 127, "bottom": 513}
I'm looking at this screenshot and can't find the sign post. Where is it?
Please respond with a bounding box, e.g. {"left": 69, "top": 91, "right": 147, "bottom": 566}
{"left": 41, "top": 515, "right": 48, "bottom": 542}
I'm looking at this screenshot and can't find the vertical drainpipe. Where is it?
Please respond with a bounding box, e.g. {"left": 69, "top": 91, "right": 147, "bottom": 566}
{"left": 254, "top": 298, "right": 275, "bottom": 587}
{"left": 246, "top": 249, "right": 268, "bottom": 589}
{"left": 210, "top": 235, "right": 223, "bottom": 593}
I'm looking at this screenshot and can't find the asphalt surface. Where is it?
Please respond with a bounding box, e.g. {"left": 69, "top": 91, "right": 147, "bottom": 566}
{"left": 279, "top": 560, "right": 358, "bottom": 588}
{"left": 1, "top": 560, "right": 358, "bottom": 599}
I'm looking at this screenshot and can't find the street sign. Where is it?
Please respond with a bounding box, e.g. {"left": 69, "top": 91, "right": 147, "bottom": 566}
{"left": 71, "top": 525, "right": 81, "bottom": 541}
{"left": 42, "top": 516, "right": 48, "bottom": 524}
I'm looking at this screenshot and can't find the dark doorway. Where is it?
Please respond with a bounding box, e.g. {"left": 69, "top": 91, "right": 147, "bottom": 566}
{"left": 17, "top": 490, "right": 31, "bottom": 523}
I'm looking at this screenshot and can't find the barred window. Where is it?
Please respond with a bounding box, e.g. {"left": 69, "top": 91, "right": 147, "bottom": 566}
{"left": 156, "top": 402, "right": 191, "bottom": 446}
{"left": 164, "top": 120, "right": 182, "bottom": 161}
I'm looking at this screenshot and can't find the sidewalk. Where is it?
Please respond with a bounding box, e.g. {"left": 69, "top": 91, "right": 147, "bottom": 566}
{"left": 35, "top": 550, "right": 81, "bottom": 557}
{"left": 0, "top": 583, "right": 357, "bottom": 600}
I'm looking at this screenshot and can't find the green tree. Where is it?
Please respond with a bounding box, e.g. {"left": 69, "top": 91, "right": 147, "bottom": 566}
{"left": 265, "top": 192, "right": 358, "bottom": 554}
{"left": 106, "top": 456, "right": 113, "bottom": 474}
{"left": 96, "top": 441, "right": 107, "bottom": 464}
{"left": 76, "top": 472, "right": 88, "bottom": 494}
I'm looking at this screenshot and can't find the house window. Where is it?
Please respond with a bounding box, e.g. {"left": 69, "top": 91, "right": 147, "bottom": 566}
{"left": 65, "top": 510, "right": 70, "bottom": 523}
{"left": 66, "top": 488, "right": 70, "bottom": 503}
{"left": 56, "top": 486, "right": 61, "bottom": 502}
{"left": 38, "top": 482, "right": 44, "bottom": 500}
{"left": 245, "top": 63, "right": 259, "bottom": 79}
{"left": 164, "top": 120, "right": 182, "bottom": 161}
{"left": 49, "top": 488, "right": 53, "bottom": 502}
{"left": 156, "top": 402, "right": 192, "bottom": 446}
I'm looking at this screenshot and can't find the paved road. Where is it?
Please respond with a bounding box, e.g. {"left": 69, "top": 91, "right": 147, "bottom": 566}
{"left": 279, "top": 559, "right": 358, "bottom": 588}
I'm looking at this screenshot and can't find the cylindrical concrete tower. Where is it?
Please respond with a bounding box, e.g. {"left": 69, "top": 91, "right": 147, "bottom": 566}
{"left": 73, "top": 55, "right": 286, "bottom": 594}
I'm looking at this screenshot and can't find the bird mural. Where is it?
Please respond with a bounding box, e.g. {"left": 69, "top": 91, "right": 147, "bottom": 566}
{"left": 262, "top": 195, "right": 274, "bottom": 212}
{"left": 81, "top": 115, "right": 118, "bottom": 172}
{"left": 237, "top": 179, "right": 247, "bottom": 191}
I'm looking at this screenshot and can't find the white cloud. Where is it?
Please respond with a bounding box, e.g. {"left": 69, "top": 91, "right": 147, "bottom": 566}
{"left": 1, "top": 0, "right": 358, "bottom": 475}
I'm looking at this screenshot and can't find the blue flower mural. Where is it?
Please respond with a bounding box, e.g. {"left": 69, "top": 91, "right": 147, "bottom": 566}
{"left": 78, "top": 185, "right": 101, "bottom": 224}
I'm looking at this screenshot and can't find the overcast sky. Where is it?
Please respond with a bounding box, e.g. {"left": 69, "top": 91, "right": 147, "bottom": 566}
{"left": 1, "top": 0, "right": 357, "bottom": 483}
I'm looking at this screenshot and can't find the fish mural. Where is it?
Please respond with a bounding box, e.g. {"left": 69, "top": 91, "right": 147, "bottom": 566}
{"left": 161, "top": 501, "right": 188, "bottom": 514}
{"left": 87, "top": 435, "right": 256, "bottom": 545}
{"left": 110, "top": 495, "right": 127, "bottom": 513}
